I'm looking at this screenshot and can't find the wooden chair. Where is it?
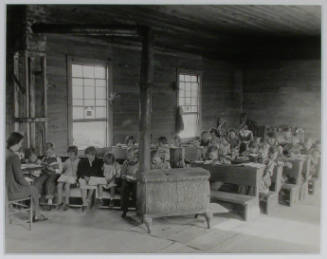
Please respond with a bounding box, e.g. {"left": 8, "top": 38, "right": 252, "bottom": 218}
{"left": 6, "top": 192, "right": 33, "bottom": 230}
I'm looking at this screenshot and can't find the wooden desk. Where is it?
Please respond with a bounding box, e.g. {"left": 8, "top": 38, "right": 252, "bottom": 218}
{"left": 191, "top": 162, "right": 264, "bottom": 198}
{"left": 191, "top": 162, "right": 264, "bottom": 220}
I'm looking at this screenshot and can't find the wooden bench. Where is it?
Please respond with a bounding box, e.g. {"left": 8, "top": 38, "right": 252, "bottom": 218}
{"left": 260, "top": 164, "right": 283, "bottom": 215}
{"left": 192, "top": 163, "right": 264, "bottom": 221}
{"left": 280, "top": 158, "right": 304, "bottom": 207}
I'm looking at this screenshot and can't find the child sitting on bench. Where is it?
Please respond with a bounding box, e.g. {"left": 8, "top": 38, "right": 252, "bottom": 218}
{"left": 77, "top": 146, "right": 104, "bottom": 211}
{"left": 101, "top": 152, "right": 121, "bottom": 207}
{"left": 151, "top": 151, "right": 171, "bottom": 169}
{"left": 33, "top": 142, "right": 62, "bottom": 206}
{"left": 121, "top": 147, "right": 139, "bottom": 218}
{"left": 56, "top": 145, "right": 80, "bottom": 211}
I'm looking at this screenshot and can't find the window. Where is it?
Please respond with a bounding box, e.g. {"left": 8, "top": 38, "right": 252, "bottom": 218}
{"left": 70, "top": 60, "right": 109, "bottom": 149}
{"left": 178, "top": 72, "right": 201, "bottom": 139}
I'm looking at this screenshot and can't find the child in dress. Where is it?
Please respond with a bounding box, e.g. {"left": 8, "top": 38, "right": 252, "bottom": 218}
{"left": 101, "top": 152, "right": 121, "bottom": 207}
{"left": 121, "top": 147, "right": 139, "bottom": 218}
{"left": 209, "top": 128, "right": 220, "bottom": 146}
{"left": 157, "top": 136, "right": 170, "bottom": 162}
{"left": 259, "top": 146, "right": 279, "bottom": 197}
{"left": 151, "top": 151, "right": 171, "bottom": 169}
{"left": 57, "top": 145, "right": 80, "bottom": 210}
{"left": 218, "top": 137, "right": 231, "bottom": 164}
{"left": 33, "top": 142, "right": 62, "bottom": 206}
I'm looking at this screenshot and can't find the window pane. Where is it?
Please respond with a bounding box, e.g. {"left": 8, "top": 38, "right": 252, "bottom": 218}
{"left": 73, "top": 107, "right": 84, "bottom": 119}
{"left": 72, "top": 78, "right": 83, "bottom": 87}
{"left": 73, "top": 99, "right": 83, "bottom": 105}
{"left": 84, "top": 86, "right": 95, "bottom": 98}
{"left": 72, "top": 86, "right": 83, "bottom": 99}
{"left": 84, "top": 79, "right": 95, "bottom": 87}
{"left": 72, "top": 64, "right": 83, "bottom": 77}
{"left": 191, "top": 98, "right": 197, "bottom": 105}
{"left": 96, "top": 107, "right": 106, "bottom": 118}
{"left": 83, "top": 65, "right": 94, "bottom": 78}
{"left": 96, "top": 79, "right": 106, "bottom": 87}
{"left": 95, "top": 66, "right": 106, "bottom": 79}
{"left": 73, "top": 121, "right": 107, "bottom": 149}
{"left": 96, "top": 99, "right": 106, "bottom": 106}
{"left": 179, "top": 74, "right": 185, "bottom": 81}
{"left": 179, "top": 114, "right": 198, "bottom": 139}
{"left": 96, "top": 87, "right": 106, "bottom": 99}
{"left": 84, "top": 99, "right": 95, "bottom": 106}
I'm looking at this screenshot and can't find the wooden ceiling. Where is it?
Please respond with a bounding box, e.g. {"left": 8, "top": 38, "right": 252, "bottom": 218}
{"left": 10, "top": 5, "right": 322, "bottom": 60}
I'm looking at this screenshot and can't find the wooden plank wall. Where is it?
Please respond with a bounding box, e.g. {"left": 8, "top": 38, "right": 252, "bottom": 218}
{"left": 46, "top": 34, "right": 239, "bottom": 154}
{"left": 243, "top": 59, "right": 321, "bottom": 140}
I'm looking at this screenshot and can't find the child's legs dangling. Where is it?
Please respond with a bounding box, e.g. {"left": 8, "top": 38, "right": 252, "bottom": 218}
{"left": 64, "top": 183, "right": 71, "bottom": 205}
{"left": 57, "top": 182, "right": 64, "bottom": 205}
{"left": 45, "top": 174, "right": 59, "bottom": 201}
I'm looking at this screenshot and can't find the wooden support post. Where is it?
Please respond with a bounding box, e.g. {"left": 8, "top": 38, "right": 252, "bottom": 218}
{"left": 137, "top": 27, "right": 154, "bottom": 216}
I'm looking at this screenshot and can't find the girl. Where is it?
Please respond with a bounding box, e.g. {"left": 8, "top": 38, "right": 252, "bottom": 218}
{"left": 102, "top": 152, "right": 121, "bottom": 207}
{"left": 56, "top": 146, "right": 80, "bottom": 211}
{"left": 151, "top": 151, "right": 171, "bottom": 169}
{"left": 157, "top": 136, "right": 170, "bottom": 162}
{"left": 259, "top": 146, "right": 279, "bottom": 196}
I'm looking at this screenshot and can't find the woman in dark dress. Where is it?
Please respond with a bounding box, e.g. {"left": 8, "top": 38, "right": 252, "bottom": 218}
{"left": 6, "top": 132, "right": 47, "bottom": 222}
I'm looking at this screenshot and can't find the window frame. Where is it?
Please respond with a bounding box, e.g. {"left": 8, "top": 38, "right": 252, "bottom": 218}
{"left": 176, "top": 68, "right": 202, "bottom": 140}
{"left": 67, "top": 56, "right": 113, "bottom": 148}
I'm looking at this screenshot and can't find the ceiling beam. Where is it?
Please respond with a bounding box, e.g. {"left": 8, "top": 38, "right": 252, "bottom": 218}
{"left": 32, "top": 23, "right": 141, "bottom": 37}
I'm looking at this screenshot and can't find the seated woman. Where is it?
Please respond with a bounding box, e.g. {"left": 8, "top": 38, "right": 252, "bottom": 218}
{"left": 6, "top": 132, "right": 47, "bottom": 222}
{"left": 56, "top": 145, "right": 80, "bottom": 211}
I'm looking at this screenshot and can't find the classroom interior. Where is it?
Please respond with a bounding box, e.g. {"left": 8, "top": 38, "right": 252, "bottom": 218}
{"left": 5, "top": 4, "right": 322, "bottom": 253}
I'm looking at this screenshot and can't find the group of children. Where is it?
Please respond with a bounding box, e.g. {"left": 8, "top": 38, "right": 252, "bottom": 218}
{"left": 21, "top": 121, "right": 320, "bottom": 217}
{"left": 23, "top": 142, "right": 140, "bottom": 217}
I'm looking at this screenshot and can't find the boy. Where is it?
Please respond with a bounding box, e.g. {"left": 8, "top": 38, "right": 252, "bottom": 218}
{"left": 33, "top": 142, "right": 62, "bottom": 206}
{"left": 57, "top": 146, "right": 80, "bottom": 211}
{"left": 77, "top": 146, "right": 103, "bottom": 211}
{"left": 121, "top": 147, "right": 139, "bottom": 218}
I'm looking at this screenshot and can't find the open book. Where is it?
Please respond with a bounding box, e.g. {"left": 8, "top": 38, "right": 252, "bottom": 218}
{"left": 88, "top": 176, "right": 107, "bottom": 186}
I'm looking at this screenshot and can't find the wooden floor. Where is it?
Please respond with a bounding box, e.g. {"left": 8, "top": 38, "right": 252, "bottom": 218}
{"left": 5, "top": 185, "right": 321, "bottom": 253}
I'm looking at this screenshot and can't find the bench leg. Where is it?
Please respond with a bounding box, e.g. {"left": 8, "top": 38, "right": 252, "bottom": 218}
{"left": 143, "top": 215, "right": 152, "bottom": 234}
{"left": 203, "top": 211, "right": 212, "bottom": 229}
